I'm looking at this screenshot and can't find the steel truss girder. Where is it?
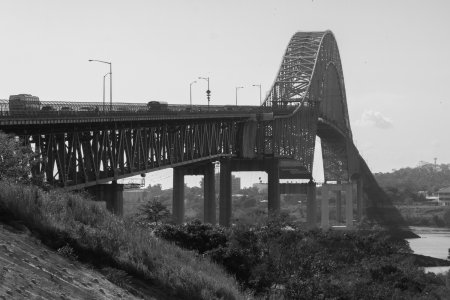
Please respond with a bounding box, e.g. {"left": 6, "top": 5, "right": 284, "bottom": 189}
{"left": 25, "top": 120, "right": 237, "bottom": 188}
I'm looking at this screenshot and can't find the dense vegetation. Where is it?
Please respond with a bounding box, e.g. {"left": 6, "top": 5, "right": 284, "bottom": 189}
{"left": 154, "top": 219, "right": 450, "bottom": 299}
{"left": 2, "top": 131, "right": 450, "bottom": 299}
{"left": 0, "top": 132, "right": 243, "bottom": 299}
{"left": 374, "top": 163, "right": 450, "bottom": 203}
{"left": 0, "top": 181, "right": 244, "bottom": 299}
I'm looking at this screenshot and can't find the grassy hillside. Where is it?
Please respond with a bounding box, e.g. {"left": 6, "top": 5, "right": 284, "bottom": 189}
{"left": 0, "top": 223, "right": 139, "bottom": 299}
{"left": 0, "top": 181, "right": 244, "bottom": 300}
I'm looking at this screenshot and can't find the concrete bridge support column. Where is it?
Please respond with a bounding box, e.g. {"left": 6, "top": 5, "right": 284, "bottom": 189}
{"left": 105, "top": 180, "right": 124, "bottom": 216}
{"left": 219, "top": 159, "right": 232, "bottom": 227}
{"left": 356, "top": 178, "right": 364, "bottom": 220}
{"left": 173, "top": 167, "right": 185, "bottom": 224}
{"left": 336, "top": 181, "right": 342, "bottom": 223}
{"left": 86, "top": 182, "right": 124, "bottom": 216}
{"left": 306, "top": 181, "right": 317, "bottom": 229}
{"left": 345, "top": 183, "right": 354, "bottom": 228}
{"left": 204, "top": 163, "right": 216, "bottom": 225}
{"left": 267, "top": 160, "right": 280, "bottom": 214}
{"left": 321, "top": 184, "right": 330, "bottom": 230}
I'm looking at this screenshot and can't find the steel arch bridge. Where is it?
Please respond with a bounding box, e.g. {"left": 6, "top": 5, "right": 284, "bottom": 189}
{"left": 0, "top": 30, "right": 402, "bottom": 227}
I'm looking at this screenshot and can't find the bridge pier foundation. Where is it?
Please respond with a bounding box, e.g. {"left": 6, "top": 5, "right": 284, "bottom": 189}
{"left": 306, "top": 181, "right": 317, "bottom": 229}
{"left": 203, "top": 162, "right": 216, "bottom": 225}
{"left": 173, "top": 167, "right": 185, "bottom": 224}
{"left": 219, "top": 159, "right": 232, "bottom": 227}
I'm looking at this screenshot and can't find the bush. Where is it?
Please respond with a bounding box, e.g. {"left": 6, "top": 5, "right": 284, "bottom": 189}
{"left": 153, "top": 217, "right": 449, "bottom": 299}
{"left": 0, "top": 181, "right": 243, "bottom": 300}
{"left": 155, "top": 220, "right": 228, "bottom": 254}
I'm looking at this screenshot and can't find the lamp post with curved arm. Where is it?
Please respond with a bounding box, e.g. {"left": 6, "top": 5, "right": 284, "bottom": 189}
{"left": 252, "top": 84, "right": 262, "bottom": 105}
{"left": 103, "top": 72, "right": 111, "bottom": 112}
{"left": 235, "top": 86, "right": 244, "bottom": 106}
{"left": 89, "top": 59, "right": 112, "bottom": 111}
{"left": 189, "top": 80, "right": 197, "bottom": 109}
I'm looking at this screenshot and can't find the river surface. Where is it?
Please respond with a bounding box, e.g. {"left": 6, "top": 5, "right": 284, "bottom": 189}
{"left": 407, "top": 226, "right": 450, "bottom": 274}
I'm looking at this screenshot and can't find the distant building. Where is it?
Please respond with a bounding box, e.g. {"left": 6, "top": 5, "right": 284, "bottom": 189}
{"left": 425, "top": 196, "right": 440, "bottom": 205}
{"left": 437, "top": 187, "right": 450, "bottom": 206}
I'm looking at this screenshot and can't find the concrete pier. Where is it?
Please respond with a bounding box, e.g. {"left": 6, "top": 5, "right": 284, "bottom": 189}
{"left": 345, "top": 183, "right": 354, "bottom": 228}
{"left": 172, "top": 167, "right": 185, "bottom": 224}
{"left": 306, "top": 181, "right": 317, "bottom": 229}
{"left": 203, "top": 162, "right": 216, "bottom": 225}
{"left": 321, "top": 184, "right": 330, "bottom": 229}
{"left": 219, "top": 159, "right": 232, "bottom": 227}
{"left": 320, "top": 183, "right": 354, "bottom": 229}
{"left": 86, "top": 180, "right": 124, "bottom": 216}
{"left": 356, "top": 178, "right": 364, "bottom": 220}
{"left": 267, "top": 159, "right": 280, "bottom": 214}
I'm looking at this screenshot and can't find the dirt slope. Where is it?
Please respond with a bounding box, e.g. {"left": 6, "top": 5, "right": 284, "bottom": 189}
{"left": 0, "top": 223, "right": 138, "bottom": 300}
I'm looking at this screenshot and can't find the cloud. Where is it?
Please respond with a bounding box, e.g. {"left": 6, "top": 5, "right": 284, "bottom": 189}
{"left": 355, "top": 110, "right": 393, "bottom": 129}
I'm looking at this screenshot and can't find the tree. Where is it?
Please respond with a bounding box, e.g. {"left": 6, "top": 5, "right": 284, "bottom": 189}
{"left": 0, "top": 131, "right": 36, "bottom": 184}
{"left": 138, "top": 198, "right": 171, "bottom": 225}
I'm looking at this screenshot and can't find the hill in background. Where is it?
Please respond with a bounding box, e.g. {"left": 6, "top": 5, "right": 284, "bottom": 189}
{"left": 374, "top": 163, "right": 450, "bottom": 203}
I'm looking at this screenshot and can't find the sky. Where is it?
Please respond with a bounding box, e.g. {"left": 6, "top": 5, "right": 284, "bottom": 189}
{"left": 1, "top": 0, "right": 449, "bottom": 188}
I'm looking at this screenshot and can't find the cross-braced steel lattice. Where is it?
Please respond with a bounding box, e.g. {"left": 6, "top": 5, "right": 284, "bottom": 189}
{"left": 261, "top": 31, "right": 356, "bottom": 181}
{"left": 26, "top": 120, "right": 237, "bottom": 189}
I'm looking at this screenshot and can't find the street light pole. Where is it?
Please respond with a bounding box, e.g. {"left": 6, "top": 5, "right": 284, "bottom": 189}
{"left": 189, "top": 80, "right": 197, "bottom": 109}
{"left": 103, "top": 72, "right": 111, "bottom": 112}
{"left": 252, "top": 84, "right": 262, "bottom": 105}
{"left": 89, "top": 59, "right": 112, "bottom": 111}
{"left": 198, "top": 76, "right": 210, "bottom": 109}
{"left": 235, "top": 86, "right": 244, "bottom": 106}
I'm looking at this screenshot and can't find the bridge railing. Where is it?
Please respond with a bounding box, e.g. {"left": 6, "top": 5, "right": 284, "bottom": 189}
{"left": 0, "top": 99, "right": 288, "bottom": 120}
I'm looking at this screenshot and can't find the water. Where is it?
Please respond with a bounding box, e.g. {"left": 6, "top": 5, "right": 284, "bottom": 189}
{"left": 407, "top": 226, "right": 450, "bottom": 274}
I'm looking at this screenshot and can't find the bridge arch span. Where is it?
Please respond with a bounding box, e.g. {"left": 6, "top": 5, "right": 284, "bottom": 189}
{"left": 260, "top": 30, "right": 356, "bottom": 181}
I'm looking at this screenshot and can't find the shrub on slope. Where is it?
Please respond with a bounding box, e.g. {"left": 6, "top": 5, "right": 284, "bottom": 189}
{"left": 0, "top": 181, "right": 244, "bottom": 300}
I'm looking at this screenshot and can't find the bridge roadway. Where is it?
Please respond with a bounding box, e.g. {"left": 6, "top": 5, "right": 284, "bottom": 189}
{"left": 0, "top": 30, "right": 402, "bottom": 228}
